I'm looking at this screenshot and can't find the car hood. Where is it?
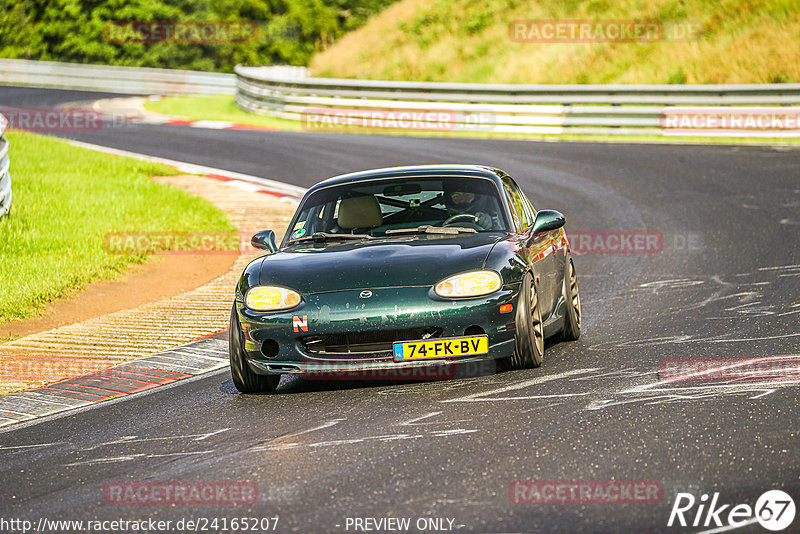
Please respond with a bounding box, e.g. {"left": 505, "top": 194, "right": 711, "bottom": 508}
{"left": 259, "top": 233, "right": 504, "bottom": 294}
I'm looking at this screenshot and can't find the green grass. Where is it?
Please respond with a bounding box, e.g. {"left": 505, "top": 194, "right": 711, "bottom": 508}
{"left": 144, "top": 94, "right": 800, "bottom": 146}
{"left": 145, "top": 96, "right": 304, "bottom": 131}
{"left": 0, "top": 131, "right": 236, "bottom": 323}
{"left": 310, "top": 0, "right": 800, "bottom": 84}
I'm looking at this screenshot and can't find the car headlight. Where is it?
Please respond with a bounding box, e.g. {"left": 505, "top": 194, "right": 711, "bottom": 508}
{"left": 245, "top": 286, "right": 302, "bottom": 311}
{"left": 434, "top": 270, "right": 502, "bottom": 298}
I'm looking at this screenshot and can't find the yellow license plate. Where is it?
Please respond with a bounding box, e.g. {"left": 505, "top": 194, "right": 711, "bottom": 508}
{"left": 393, "top": 335, "right": 489, "bottom": 361}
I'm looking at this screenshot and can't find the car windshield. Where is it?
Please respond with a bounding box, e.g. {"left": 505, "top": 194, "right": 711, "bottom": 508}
{"left": 286, "top": 176, "right": 509, "bottom": 241}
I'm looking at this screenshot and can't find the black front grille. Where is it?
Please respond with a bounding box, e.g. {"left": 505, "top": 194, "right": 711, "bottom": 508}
{"left": 302, "top": 327, "right": 443, "bottom": 355}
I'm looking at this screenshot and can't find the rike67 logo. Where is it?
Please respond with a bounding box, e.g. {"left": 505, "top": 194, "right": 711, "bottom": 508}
{"left": 668, "top": 490, "right": 795, "bottom": 531}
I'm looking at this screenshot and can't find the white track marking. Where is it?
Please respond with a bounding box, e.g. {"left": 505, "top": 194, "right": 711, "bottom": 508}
{"left": 441, "top": 368, "right": 599, "bottom": 403}
{"left": 282, "top": 419, "right": 346, "bottom": 439}
{"left": 401, "top": 412, "right": 443, "bottom": 425}
{"left": 400, "top": 412, "right": 472, "bottom": 426}
{"left": 60, "top": 138, "right": 305, "bottom": 197}
{"left": 0, "top": 442, "right": 62, "bottom": 450}
{"left": 66, "top": 450, "right": 211, "bottom": 466}
{"left": 194, "top": 428, "right": 232, "bottom": 441}
{"left": 585, "top": 356, "right": 800, "bottom": 410}
{"left": 589, "top": 332, "right": 800, "bottom": 351}
{"left": 430, "top": 429, "right": 478, "bottom": 436}
{"left": 696, "top": 517, "right": 759, "bottom": 533}
{"left": 84, "top": 430, "right": 231, "bottom": 450}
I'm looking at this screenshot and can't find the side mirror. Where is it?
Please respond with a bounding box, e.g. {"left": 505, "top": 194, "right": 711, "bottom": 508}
{"left": 251, "top": 229, "right": 278, "bottom": 253}
{"left": 526, "top": 210, "right": 565, "bottom": 246}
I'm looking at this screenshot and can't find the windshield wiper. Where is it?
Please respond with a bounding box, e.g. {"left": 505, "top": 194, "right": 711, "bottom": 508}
{"left": 291, "top": 232, "right": 373, "bottom": 243}
{"left": 385, "top": 225, "right": 477, "bottom": 235}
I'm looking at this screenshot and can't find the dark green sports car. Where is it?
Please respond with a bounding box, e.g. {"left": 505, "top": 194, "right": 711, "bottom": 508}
{"left": 230, "top": 164, "right": 581, "bottom": 393}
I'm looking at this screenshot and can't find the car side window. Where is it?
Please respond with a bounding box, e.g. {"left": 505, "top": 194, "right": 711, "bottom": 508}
{"left": 502, "top": 178, "right": 532, "bottom": 231}
{"left": 503, "top": 189, "right": 523, "bottom": 232}
{"left": 513, "top": 182, "right": 537, "bottom": 224}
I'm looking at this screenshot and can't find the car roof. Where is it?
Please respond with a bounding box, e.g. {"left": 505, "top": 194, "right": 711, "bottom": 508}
{"left": 307, "top": 164, "right": 507, "bottom": 193}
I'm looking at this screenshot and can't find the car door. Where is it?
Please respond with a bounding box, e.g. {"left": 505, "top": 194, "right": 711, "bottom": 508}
{"left": 502, "top": 176, "right": 560, "bottom": 320}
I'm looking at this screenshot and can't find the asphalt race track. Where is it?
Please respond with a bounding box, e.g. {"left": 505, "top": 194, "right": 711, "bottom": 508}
{"left": 1, "top": 87, "right": 799, "bottom": 533}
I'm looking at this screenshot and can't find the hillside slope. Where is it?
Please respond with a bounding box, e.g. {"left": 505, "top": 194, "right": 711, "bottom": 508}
{"left": 310, "top": 0, "right": 800, "bottom": 83}
{"left": 0, "top": 0, "right": 397, "bottom": 72}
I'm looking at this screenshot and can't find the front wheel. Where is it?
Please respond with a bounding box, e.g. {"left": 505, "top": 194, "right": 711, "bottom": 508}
{"left": 229, "top": 305, "right": 280, "bottom": 393}
{"left": 560, "top": 254, "right": 581, "bottom": 341}
{"left": 500, "top": 272, "right": 544, "bottom": 370}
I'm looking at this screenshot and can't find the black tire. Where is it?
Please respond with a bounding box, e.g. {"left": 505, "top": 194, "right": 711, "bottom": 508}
{"left": 500, "top": 272, "right": 544, "bottom": 370}
{"left": 229, "top": 305, "right": 280, "bottom": 393}
{"left": 560, "top": 254, "right": 581, "bottom": 341}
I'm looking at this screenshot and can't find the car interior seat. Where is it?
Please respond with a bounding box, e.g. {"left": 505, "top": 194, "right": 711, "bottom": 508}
{"left": 337, "top": 195, "right": 383, "bottom": 232}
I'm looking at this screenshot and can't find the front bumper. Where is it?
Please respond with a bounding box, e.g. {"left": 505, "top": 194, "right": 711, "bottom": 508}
{"left": 236, "top": 284, "right": 520, "bottom": 375}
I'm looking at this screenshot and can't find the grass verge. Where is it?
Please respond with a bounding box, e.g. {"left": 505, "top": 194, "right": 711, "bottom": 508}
{"left": 146, "top": 95, "right": 303, "bottom": 131}
{"left": 310, "top": 0, "right": 800, "bottom": 84}
{"left": 0, "top": 131, "right": 236, "bottom": 323}
{"left": 144, "top": 95, "right": 800, "bottom": 146}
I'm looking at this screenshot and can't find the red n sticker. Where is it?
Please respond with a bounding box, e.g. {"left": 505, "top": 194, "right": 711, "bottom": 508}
{"left": 292, "top": 315, "right": 308, "bottom": 332}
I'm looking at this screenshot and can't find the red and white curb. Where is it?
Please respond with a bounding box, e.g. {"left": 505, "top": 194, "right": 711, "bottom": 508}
{"left": 159, "top": 118, "right": 276, "bottom": 131}
{"left": 0, "top": 333, "right": 230, "bottom": 429}
{"left": 61, "top": 138, "right": 306, "bottom": 201}
{"left": 88, "top": 98, "right": 278, "bottom": 132}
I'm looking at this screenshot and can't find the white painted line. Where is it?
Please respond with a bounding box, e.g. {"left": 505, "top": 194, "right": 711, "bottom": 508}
{"left": 60, "top": 138, "right": 306, "bottom": 198}
{"left": 696, "top": 517, "right": 759, "bottom": 533}
{"left": 0, "top": 442, "right": 62, "bottom": 450}
{"left": 181, "top": 346, "right": 228, "bottom": 356}
{"left": 401, "top": 412, "right": 442, "bottom": 425}
{"left": 282, "top": 419, "right": 345, "bottom": 439}
{"left": 21, "top": 391, "right": 91, "bottom": 408}
{"left": 194, "top": 428, "right": 232, "bottom": 441}
{"left": 84, "top": 430, "right": 231, "bottom": 450}
{"left": 442, "top": 368, "right": 600, "bottom": 403}
{"left": 430, "top": 429, "right": 478, "bottom": 436}
{"left": 142, "top": 356, "right": 211, "bottom": 372}
{"left": 190, "top": 120, "right": 236, "bottom": 129}
{"left": 66, "top": 450, "right": 211, "bottom": 466}
{"left": 166, "top": 349, "right": 229, "bottom": 362}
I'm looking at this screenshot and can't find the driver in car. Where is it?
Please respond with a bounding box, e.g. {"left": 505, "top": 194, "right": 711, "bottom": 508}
{"left": 443, "top": 184, "right": 497, "bottom": 230}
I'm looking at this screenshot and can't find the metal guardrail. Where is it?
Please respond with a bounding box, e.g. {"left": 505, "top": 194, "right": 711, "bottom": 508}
{"left": 235, "top": 65, "right": 800, "bottom": 137}
{"left": 0, "top": 59, "right": 236, "bottom": 95}
{"left": 0, "top": 115, "right": 11, "bottom": 219}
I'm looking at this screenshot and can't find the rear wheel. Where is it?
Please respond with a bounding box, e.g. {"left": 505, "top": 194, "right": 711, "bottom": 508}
{"left": 500, "top": 272, "right": 544, "bottom": 370}
{"left": 560, "top": 254, "right": 581, "bottom": 341}
{"left": 229, "top": 305, "right": 280, "bottom": 393}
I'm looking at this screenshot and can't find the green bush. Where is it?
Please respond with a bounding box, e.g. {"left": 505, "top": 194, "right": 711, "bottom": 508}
{"left": 0, "top": 0, "right": 397, "bottom": 72}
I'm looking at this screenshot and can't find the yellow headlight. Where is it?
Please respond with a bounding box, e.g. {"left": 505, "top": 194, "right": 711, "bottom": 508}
{"left": 245, "top": 286, "right": 302, "bottom": 311}
{"left": 435, "top": 270, "right": 501, "bottom": 298}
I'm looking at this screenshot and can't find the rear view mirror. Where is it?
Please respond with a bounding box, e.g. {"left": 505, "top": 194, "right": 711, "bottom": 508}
{"left": 530, "top": 210, "right": 565, "bottom": 240}
{"left": 526, "top": 210, "right": 567, "bottom": 247}
{"left": 251, "top": 229, "right": 277, "bottom": 252}
{"left": 383, "top": 183, "right": 422, "bottom": 196}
